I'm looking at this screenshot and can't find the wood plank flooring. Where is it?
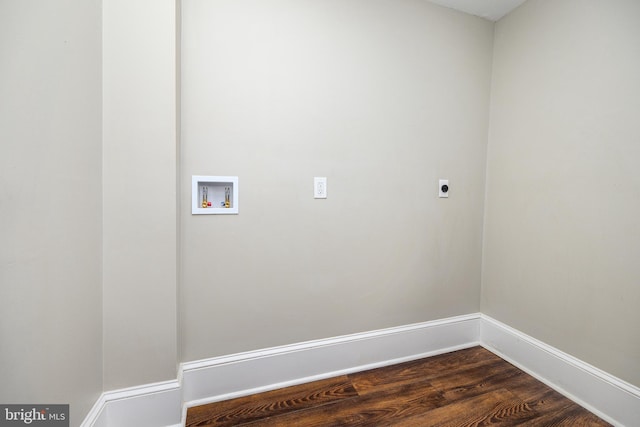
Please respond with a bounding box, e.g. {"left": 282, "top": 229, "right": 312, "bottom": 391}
{"left": 186, "top": 346, "right": 611, "bottom": 426}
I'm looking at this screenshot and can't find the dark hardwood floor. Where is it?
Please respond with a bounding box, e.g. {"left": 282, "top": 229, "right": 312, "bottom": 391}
{"left": 186, "top": 346, "right": 610, "bottom": 426}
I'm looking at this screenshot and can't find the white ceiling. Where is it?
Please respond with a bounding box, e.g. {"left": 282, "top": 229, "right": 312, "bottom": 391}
{"left": 427, "top": 0, "right": 527, "bottom": 21}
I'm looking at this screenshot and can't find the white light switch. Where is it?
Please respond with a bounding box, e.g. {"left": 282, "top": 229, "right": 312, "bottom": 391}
{"left": 314, "top": 177, "right": 327, "bottom": 199}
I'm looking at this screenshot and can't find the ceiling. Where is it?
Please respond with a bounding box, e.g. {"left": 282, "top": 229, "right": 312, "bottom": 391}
{"left": 427, "top": 0, "right": 527, "bottom": 21}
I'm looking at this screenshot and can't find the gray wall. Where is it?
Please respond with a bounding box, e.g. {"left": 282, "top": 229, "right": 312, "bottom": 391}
{"left": 0, "top": 0, "right": 103, "bottom": 424}
{"left": 102, "top": 0, "right": 179, "bottom": 390}
{"left": 181, "top": 0, "right": 494, "bottom": 361}
{"left": 482, "top": 0, "right": 640, "bottom": 387}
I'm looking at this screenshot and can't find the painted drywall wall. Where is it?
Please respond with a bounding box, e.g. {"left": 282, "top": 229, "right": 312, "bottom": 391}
{"left": 482, "top": 0, "right": 640, "bottom": 387}
{"left": 102, "top": 0, "right": 179, "bottom": 389}
{"left": 0, "top": 0, "right": 103, "bottom": 424}
{"left": 181, "top": 0, "right": 494, "bottom": 361}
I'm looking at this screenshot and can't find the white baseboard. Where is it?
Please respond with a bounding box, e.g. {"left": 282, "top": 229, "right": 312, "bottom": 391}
{"left": 81, "top": 394, "right": 106, "bottom": 427}
{"left": 80, "top": 380, "right": 181, "bottom": 427}
{"left": 81, "top": 313, "right": 479, "bottom": 426}
{"left": 80, "top": 313, "right": 640, "bottom": 427}
{"left": 181, "top": 313, "right": 480, "bottom": 406}
{"left": 480, "top": 314, "right": 640, "bottom": 427}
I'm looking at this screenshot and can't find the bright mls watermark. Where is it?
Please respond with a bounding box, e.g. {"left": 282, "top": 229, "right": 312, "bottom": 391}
{"left": 0, "top": 405, "right": 68, "bottom": 426}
